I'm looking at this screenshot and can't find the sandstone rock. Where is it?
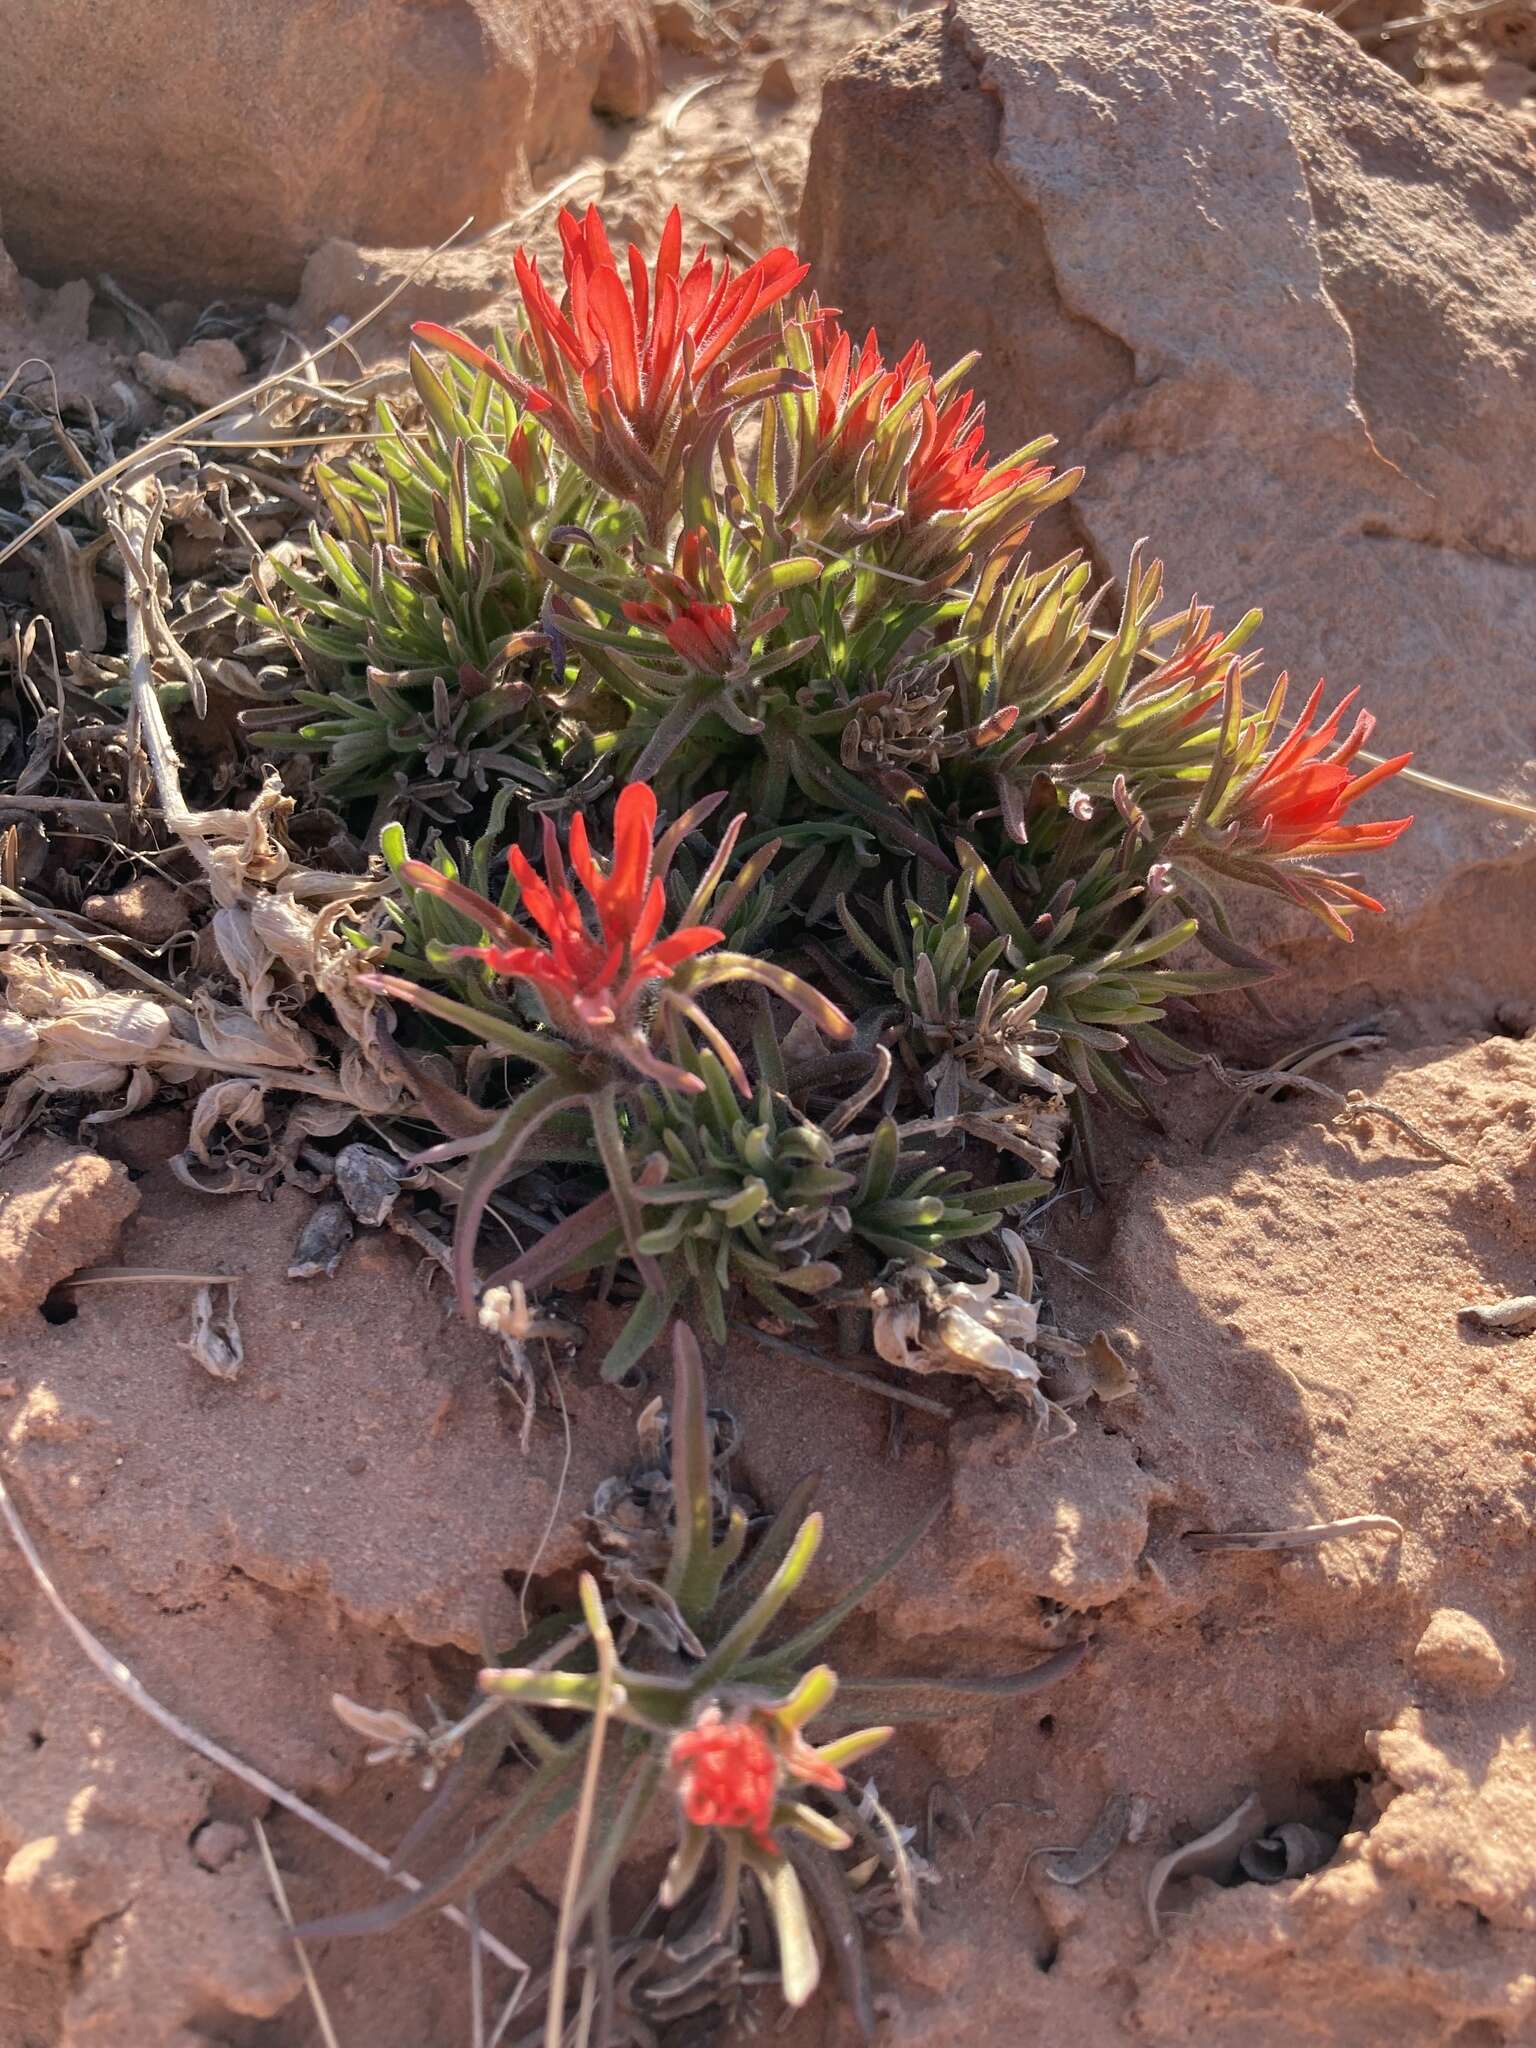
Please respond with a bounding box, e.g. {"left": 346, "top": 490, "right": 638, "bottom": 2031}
{"left": 289, "top": 237, "right": 523, "bottom": 363}
{"left": 759, "top": 56, "right": 800, "bottom": 104}
{"left": 133, "top": 337, "right": 247, "bottom": 412}
{"left": 801, "top": 0, "right": 1536, "bottom": 1025}
{"left": 0, "top": 1140, "right": 139, "bottom": 1320}
{"left": 2, "top": 1828, "right": 134, "bottom": 1954}
{"left": 2, "top": 1, "right": 660, "bottom": 297}
{"left": 655, "top": 0, "right": 714, "bottom": 54}
{"left": 189, "top": 1821, "right": 248, "bottom": 1874}
{"left": 0, "top": 232, "right": 134, "bottom": 414}
{"left": 1414, "top": 1607, "right": 1509, "bottom": 1694}
{"left": 940, "top": 1410, "right": 1160, "bottom": 1620}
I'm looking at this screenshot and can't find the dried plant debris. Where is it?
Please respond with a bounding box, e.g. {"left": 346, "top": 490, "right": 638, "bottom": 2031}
{"left": 1015, "top": 1789, "right": 1153, "bottom": 1894}
{"left": 1145, "top": 1792, "right": 1265, "bottom": 1938}
{"left": 287, "top": 1198, "right": 354, "bottom": 1280}
{"left": 333, "top": 1139, "right": 407, "bottom": 1226}
{"left": 182, "top": 1279, "right": 244, "bottom": 1381}
{"left": 1458, "top": 1294, "right": 1536, "bottom": 1336}
{"left": 1184, "top": 1513, "right": 1404, "bottom": 1553}
{"left": 1237, "top": 1821, "right": 1337, "bottom": 1884}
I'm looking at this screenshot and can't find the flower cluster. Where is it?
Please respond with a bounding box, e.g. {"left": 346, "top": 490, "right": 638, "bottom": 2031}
{"left": 417, "top": 204, "right": 807, "bottom": 536}
{"left": 268, "top": 202, "right": 1411, "bottom": 1364}
{"left": 670, "top": 1705, "right": 845, "bottom": 1854}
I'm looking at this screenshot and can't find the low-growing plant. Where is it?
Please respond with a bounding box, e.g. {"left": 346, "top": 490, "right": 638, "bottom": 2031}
{"left": 242, "top": 200, "right": 1410, "bottom": 1362}
{"left": 311, "top": 1324, "right": 1088, "bottom": 2034}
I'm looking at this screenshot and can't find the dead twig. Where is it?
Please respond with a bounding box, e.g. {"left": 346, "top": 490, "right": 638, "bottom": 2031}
{"left": 254, "top": 1817, "right": 345, "bottom": 2048}
{"left": 1206, "top": 1048, "right": 1462, "bottom": 1167}
{"left": 1185, "top": 1513, "right": 1404, "bottom": 1553}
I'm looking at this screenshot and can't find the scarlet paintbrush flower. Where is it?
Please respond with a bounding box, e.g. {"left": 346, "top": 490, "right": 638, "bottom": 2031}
{"left": 810, "top": 322, "right": 925, "bottom": 462}
{"left": 670, "top": 1711, "right": 781, "bottom": 1851}
{"left": 907, "top": 384, "right": 1040, "bottom": 524}
{"left": 786, "top": 311, "right": 1068, "bottom": 575}
{"left": 398, "top": 784, "right": 722, "bottom": 1083}
{"left": 415, "top": 206, "right": 807, "bottom": 532}
{"left": 621, "top": 527, "right": 743, "bottom": 676}
{"left": 1230, "top": 680, "right": 1412, "bottom": 868}
{"left": 623, "top": 593, "right": 740, "bottom": 673}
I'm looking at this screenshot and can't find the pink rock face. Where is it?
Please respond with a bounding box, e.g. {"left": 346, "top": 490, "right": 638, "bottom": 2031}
{"left": 1, "top": 0, "right": 659, "bottom": 296}
{"left": 0, "top": 1140, "right": 139, "bottom": 1320}
{"left": 801, "top": 0, "right": 1536, "bottom": 1029}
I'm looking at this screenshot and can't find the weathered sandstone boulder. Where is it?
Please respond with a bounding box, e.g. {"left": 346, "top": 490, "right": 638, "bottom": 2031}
{"left": 802, "top": 0, "right": 1536, "bottom": 1025}
{"left": 0, "top": 0, "right": 658, "bottom": 296}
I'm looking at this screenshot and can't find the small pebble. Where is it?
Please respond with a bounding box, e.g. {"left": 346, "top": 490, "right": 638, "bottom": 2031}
{"left": 1413, "top": 1608, "right": 1508, "bottom": 1695}
{"left": 758, "top": 55, "right": 798, "bottom": 103}
{"left": 191, "top": 1820, "right": 247, "bottom": 1871}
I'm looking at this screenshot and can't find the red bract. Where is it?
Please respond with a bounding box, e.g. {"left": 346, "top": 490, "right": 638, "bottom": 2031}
{"left": 907, "top": 384, "right": 1039, "bottom": 523}
{"left": 670, "top": 1711, "right": 780, "bottom": 1851}
{"left": 415, "top": 206, "right": 806, "bottom": 533}
{"left": 401, "top": 784, "right": 721, "bottom": 1079}
{"left": 623, "top": 594, "right": 739, "bottom": 673}
{"left": 621, "top": 528, "right": 740, "bottom": 676}
{"left": 1231, "top": 681, "right": 1412, "bottom": 870}
{"left": 776, "top": 1726, "right": 846, "bottom": 1795}
{"left": 811, "top": 321, "right": 925, "bottom": 459}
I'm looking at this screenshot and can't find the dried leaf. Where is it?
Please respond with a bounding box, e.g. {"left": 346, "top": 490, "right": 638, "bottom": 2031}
{"left": 334, "top": 1142, "right": 404, "bottom": 1226}
{"left": 190, "top": 991, "right": 314, "bottom": 1068}
{"left": 288, "top": 1201, "right": 353, "bottom": 1280}
{"left": 183, "top": 1078, "right": 268, "bottom": 1163}
{"left": 1083, "top": 1330, "right": 1137, "bottom": 1402}
{"left": 0, "top": 1010, "right": 39, "bottom": 1074}
{"left": 609, "top": 1568, "right": 708, "bottom": 1659}
{"left": 36, "top": 994, "right": 174, "bottom": 1061}
{"left": 1145, "top": 1793, "right": 1263, "bottom": 1937}
{"left": 871, "top": 1265, "right": 1041, "bottom": 1394}
{"left": 1237, "top": 1822, "right": 1335, "bottom": 1884}
{"left": 1459, "top": 1296, "right": 1536, "bottom": 1337}
{"left": 183, "top": 1282, "right": 244, "bottom": 1381}
{"left": 81, "top": 1064, "right": 158, "bottom": 1129}
{"left": 1025, "top": 1791, "right": 1140, "bottom": 1888}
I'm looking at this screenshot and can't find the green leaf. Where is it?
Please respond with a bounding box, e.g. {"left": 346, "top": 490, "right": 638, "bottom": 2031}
{"left": 295, "top": 1735, "right": 588, "bottom": 1940}
{"left": 710, "top": 1472, "right": 820, "bottom": 1638}
{"left": 693, "top": 1513, "right": 824, "bottom": 1686}
{"left": 602, "top": 1284, "right": 676, "bottom": 1380}
{"left": 664, "top": 1323, "right": 717, "bottom": 1620}
{"left": 738, "top": 1497, "right": 944, "bottom": 1683}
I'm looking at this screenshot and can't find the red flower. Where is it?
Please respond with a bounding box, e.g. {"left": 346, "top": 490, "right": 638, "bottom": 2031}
{"left": 907, "top": 383, "right": 1039, "bottom": 524}
{"left": 414, "top": 206, "right": 806, "bottom": 528}
{"left": 810, "top": 321, "right": 925, "bottom": 459}
{"left": 1231, "top": 681, "right": 1412, "bottom": 875}
{"left": 670, "top": 1711, "right": 780, "bottom": 1851}
{"left": 624, "top": 595, "right": 739, "bottom": 672}
{"left": 621, "top": 527, "right": 742, "bottom": 676}
{"left": 399, "top": 784, "right": 721, "bottom": 1079}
